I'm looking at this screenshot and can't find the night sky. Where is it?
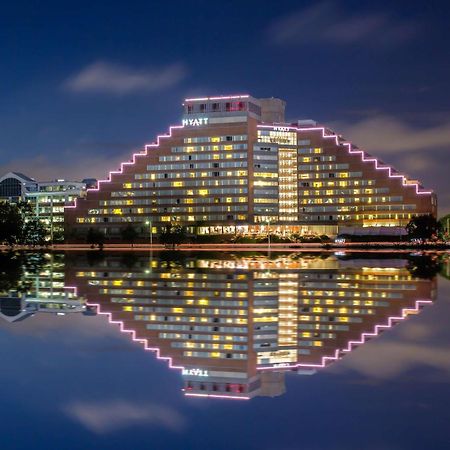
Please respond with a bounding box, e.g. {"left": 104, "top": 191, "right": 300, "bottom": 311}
{"left": 1, "top": 0, "right": 449, "bottom": 213}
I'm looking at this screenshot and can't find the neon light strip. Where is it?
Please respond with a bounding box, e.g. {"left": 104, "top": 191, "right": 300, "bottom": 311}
{"left": 86, "top": 301, "right": 185, "bottom": 371}
{"left": 184, "top": 95, "right": 250, "bottom": 102}
{"left": 184, "top": 393, "right": 250, "bottom": 400}
{"left": 341, "top": 300, "right": 433, "bottom": 353}
{"left": 65, "top": 125, "right": 184, "bottom": 209}
{"left": 257, "top": 125, "right": 433, "bottom": 195}
{"left": 87, "top": 299, "right": 251, "bottom": 401}
{"left": 65, "top": 119, "right": 432, "bottom": 214}
{"left": 257, "top": 299, "right": 433, "bottom": 371}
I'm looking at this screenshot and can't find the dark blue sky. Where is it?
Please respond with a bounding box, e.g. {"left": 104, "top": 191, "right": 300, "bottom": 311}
{"left": 1, "top": 0, "right": 449, "bottom": 212}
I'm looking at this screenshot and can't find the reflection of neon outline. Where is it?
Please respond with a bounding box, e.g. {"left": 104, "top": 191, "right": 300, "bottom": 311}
{"left": 74, "top": 287, "right": 431, "bottom": 397}
{"left": 85, "top": 294, "right": 432, "bottom": 372}
{"left": 85, "top": 299, "right": 250, "bottom": 400}
{"left": 85, "top": 301, "right": 185, "bottom": 371}
{"left": 257, "top": 125, "right": 433, "bottom": 195}
{"left": 64, "top": 125, "right": 184, "bottom": 209}
{"left": 184, "top": 95, "right": 250, "bottom": 102}
{"left": 257, "top": 299, "right": 433, "bottom": 371}
{"left": 184, "top": 393, "right": 250, "bottom": 400}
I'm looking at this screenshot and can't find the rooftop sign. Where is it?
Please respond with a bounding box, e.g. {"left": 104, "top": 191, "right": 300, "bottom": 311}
{"left": 182, "top": 117, "right": 209, "bottom": 127}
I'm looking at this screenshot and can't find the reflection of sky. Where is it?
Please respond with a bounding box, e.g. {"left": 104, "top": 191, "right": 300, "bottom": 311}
{"left": 0, "top": 277, "right": 449, "bottom": 449}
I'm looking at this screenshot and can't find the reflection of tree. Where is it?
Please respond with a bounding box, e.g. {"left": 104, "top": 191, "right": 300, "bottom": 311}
{"left": 119, "top": 253, "right": 139, "bottom": 269}
{"left": 86, "top": 251, "right": 106, "bottom": 267}
{"left": 0, "top": 252, "right": 46, "bottom": 293}
{"left": 406, "top": 254, "right": 442, "bottom": 279}
{"left": 158, "top": 251, "right": 187, "bottom": 267}
{"left": 439, "top": 255, "right": 450, "bottom": 280}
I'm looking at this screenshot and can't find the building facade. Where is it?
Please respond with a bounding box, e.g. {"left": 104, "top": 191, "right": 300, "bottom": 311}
{"left": 65, "top": 95, "right": 436, "bottom": 239}
{"left": 0, "top": 172, "right": 38, "bottom": 202}
{"left": 26, "top": 180, "right": 87, "bottom": 240}
{"left": 0, "top": 172, "right": 88, "bottom": 241}
{"left": 0, "top": 254, "right": 87, "bottom": 323}
{"left": 66, "top": 253, "right": 435, "bottom": 399}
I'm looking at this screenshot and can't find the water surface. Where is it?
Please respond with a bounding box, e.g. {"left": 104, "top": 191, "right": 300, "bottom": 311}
{"left": 0, "top": 251, "right": 449, "bottom": 450}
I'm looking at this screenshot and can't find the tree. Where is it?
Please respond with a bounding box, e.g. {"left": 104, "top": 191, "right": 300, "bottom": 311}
{"left": 86, "top": 227, "right": 105, "bottom": 250}
{"left": 158, "top": 223, "right": 188, "bottom": 247}
{"left": 406, "top": 214, "right": 441, "bottom": 241}
{"left": 120, "top": 225, "right": 139, "bottom": 247}
{"left": 439, "top": 214, "right": 450, "bottom": 241}
{"left": 0, "top": 201, "right": 49, "bottom": 246}
{"left": 0, "top": 202, "right": 23, "bottom": 245}
{"left": 22, "top": 217, "right": 48, "bottom": 246}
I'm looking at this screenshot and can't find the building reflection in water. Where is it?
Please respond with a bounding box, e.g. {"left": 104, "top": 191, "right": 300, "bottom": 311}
{"left": 0, "top": 253, "right": 88, "bottom": 322}
{"left": 66, "top": 253, "right": 437, "bottom": 400}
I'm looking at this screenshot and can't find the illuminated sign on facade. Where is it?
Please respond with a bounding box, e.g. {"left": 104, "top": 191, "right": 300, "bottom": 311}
{"left": 182, "top": 117, "right": 209, "bottom": 127}
{"left": 182, "top": 368, "right": 209, "bottom": 377}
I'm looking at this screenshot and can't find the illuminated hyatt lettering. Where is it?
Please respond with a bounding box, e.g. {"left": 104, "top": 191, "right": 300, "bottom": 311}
{"left": 182, "top": 368, "right": 209, "bottom": 377}
{"left": 182, "top": 117, "right": 209, "bottom": 127}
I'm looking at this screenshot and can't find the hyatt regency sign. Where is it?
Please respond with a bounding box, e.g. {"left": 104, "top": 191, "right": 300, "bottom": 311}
{"left": 182, "top": 117, "right": 209, "bottom": 127}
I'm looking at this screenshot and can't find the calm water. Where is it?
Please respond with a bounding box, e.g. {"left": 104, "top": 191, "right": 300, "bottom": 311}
{"left": 0, "top": 251, "right": 449, "bottom": 450}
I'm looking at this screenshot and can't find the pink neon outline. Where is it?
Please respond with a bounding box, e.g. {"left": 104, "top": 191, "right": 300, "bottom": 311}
{"left": 184, "top": 392, "right": 250, "bottom": 400}
{"left": 65, "top": 125, "right": 185, "bottom": 210}
{"left": 184, "top": 95, "right": 250, "bottom": 102}
{"left": 87, "top": 299, "right": 251, "bottom": 401}
{"left": 86, "top": 301, "right": 185, "bottom": 371}
{"left": 257, "top": 125, "right": 433, "bottom": 195}
{"left": 65, "top": 120, "right": 433, "bottom": 215}
{"left": 257, "top": 299, "right": 433, "bottom": 371}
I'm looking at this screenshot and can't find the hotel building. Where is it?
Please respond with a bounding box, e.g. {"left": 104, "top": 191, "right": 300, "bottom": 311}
{"left": 65, "top": 95, "right": 436, "bottom": 240}
{"left": 67, "top": 253, "right": 435, "bottom": 399}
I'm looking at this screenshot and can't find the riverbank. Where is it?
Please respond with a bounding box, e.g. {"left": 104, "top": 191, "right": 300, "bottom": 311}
{"left": 1, "top": 242, "right": 449, "bottom": 252}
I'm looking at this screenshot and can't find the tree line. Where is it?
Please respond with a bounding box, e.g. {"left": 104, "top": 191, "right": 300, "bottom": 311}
{"left": 0, "top": 199, "right": 445, "bottom": 248}
{"left": 0, "top": 202, "right": 48, "bottom": 246}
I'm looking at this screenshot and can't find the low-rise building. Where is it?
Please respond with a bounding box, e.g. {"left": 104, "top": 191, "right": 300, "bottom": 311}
{"left": 26, "top": 180, "right": 87, "bottom": 240}
{"left": 0, "top": 172, "right": 90, "bottom": 241}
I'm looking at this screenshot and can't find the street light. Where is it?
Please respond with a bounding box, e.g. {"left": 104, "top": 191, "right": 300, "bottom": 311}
{"left": 145, "top": 220, "right": 153, "bottom": 246}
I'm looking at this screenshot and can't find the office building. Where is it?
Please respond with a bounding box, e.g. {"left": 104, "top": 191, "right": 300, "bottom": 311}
{"left": 0, "top": 172, "right": 88, "bottom": 240}
{"left": 26, "top": 179, "right": 87, "bottom": 240}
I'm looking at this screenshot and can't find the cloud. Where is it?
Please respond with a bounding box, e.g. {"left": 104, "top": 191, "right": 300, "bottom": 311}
{"left": 332, "top": 283, "right": 450, "bottom": 380}
{"left": 335, "top": 340, "right": 450, "bottom": 380}
{"left": 332, "top": 114, "right": 450, "bottom": 213}
{"left": 269, "top": 2, "right": 417, "bottom": 47}
{"left": 332, "top": 115, "right": 450, "bottom": 153}
{"left": 0, "top": 146, "right": 136, "bottom": 181}
{"left": 64, "top": 400, "right": 185, "bottom": 434}
{"left": 64, "top": 61, "right": 187, "bottom": 95}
